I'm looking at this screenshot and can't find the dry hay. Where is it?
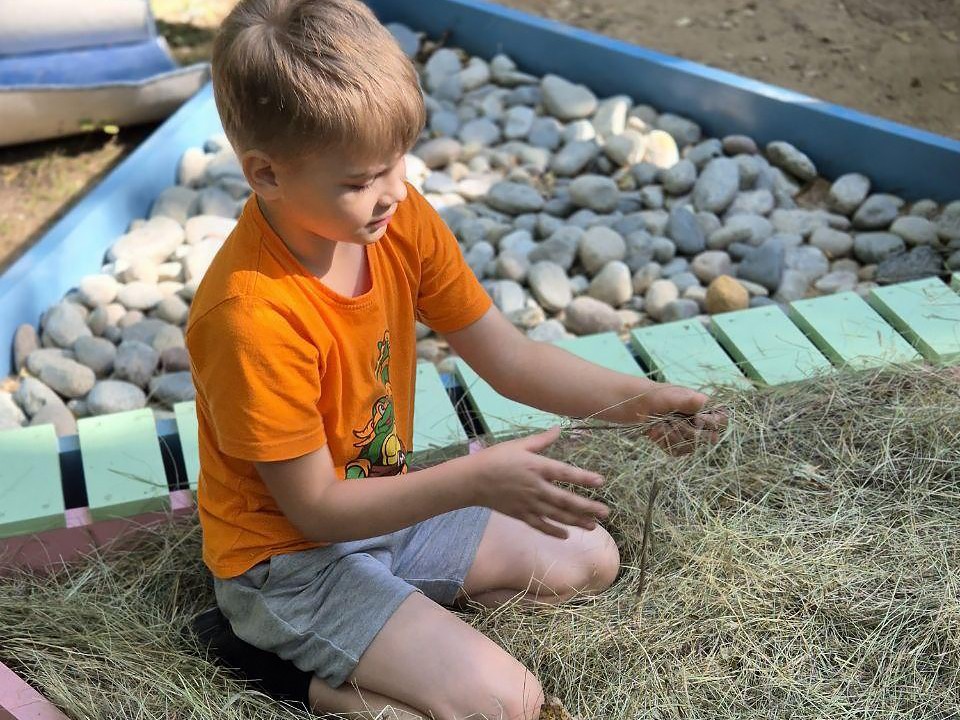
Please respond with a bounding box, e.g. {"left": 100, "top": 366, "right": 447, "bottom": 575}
{"left": 1, "top": 365, "right": 959, "bottom": 719}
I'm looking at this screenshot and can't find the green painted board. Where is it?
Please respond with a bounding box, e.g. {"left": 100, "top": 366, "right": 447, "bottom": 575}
{"left": 412, "top": 361, "right": 468, "bottom": 454}
{"left": 77, "top": 409, "right": 170, "bottom": 521}
{"left": 952, "top": 273, "right": 959, "bottom": 293}
{"left": 710, "top": 306, "right": 833, "bottom": 385}
{"left": 630, "top": 320, "right": 752, "bottom": 391}
{"left": 0, "top": 425, "right": 65, "bottom": 539}
{"left": 867, "top": 278, "right": 960, "bottom": 364}
{"left": 789, "top": 292, "right": 921, "bottom": 369}
{"left": 174, "top": 401, "right": 200, "bottom": 491}
{"left": 455, "top": 332, "right": 645, "bottom": 438}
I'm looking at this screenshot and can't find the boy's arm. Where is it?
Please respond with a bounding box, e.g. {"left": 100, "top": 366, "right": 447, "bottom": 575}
{"left": 446, "top": 307, "right": 725, "bottom": 449}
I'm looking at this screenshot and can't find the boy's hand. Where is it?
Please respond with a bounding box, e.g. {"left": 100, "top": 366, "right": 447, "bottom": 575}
{"left": 627, "top": 383, "right": 727, "bottom": 455}
{"left": 469, "top": 426, "right": 609, "bottom": 539}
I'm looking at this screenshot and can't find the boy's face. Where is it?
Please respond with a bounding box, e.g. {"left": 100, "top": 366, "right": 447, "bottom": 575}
{"left": 244, "top": 145, "right": 408, "bottom": 245}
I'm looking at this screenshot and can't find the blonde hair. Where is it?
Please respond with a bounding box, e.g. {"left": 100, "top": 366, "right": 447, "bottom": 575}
{"left": 212, "top": 0, "right": 425, "bottom": 161}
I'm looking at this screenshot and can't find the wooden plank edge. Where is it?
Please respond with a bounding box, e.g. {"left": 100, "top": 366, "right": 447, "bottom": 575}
{"left": 0, "top": 661, "right": 69, "bottom": 720}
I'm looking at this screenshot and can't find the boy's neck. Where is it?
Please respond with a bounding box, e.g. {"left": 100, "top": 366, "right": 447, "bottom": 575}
{"left": 256, "top": 195, "right": 337, "bottom": 277}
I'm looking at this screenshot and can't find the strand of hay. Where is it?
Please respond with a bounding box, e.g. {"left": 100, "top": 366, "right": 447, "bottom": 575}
{"left": 1, "top": 366, "right": 959, "bottom": 719}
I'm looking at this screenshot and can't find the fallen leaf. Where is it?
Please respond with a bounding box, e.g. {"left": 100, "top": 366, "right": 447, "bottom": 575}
{"left": 894, "top": 30, "right": 912, "bottom": 44}
{"left": 942, "top": 81, "right": 959, "bottom": 94}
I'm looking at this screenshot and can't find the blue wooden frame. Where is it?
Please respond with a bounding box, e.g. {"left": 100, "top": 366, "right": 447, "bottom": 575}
{"left": 2, "top": 0, "right": 959, "bottom": 380}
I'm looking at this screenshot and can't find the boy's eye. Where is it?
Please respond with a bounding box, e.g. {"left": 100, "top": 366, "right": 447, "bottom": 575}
{"left": 347, "top": 180, "right": 374, "bottom": 191}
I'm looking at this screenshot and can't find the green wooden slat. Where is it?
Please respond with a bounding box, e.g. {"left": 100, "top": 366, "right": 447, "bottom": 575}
{"left": 0, "top": 425, "right": 65, "bottom": 539}
{"left": 174, "top": 401, "right": 200, "bottom": 491}
{"left": 867, "top": 278, "right": 960, "bottom": 364}
{"left": 412, "top": 362, "right": 468, "bottom": 455}
{"left": 789, "top": 292, "right": 921, "bottom": 369}
{"left": 952, "top": 273, "right": 959, "bottom": 293}
{"left": 456, "top": 332, "right": 645, "bottom": 438}
{"left": 77, "top": 409, "right": 170, "bottom": 521}
{"left": 710, "top": 306, "right": 833, "bottom": 385}
{"left": 630, "top": 320, "right": 752, "bottom": 391}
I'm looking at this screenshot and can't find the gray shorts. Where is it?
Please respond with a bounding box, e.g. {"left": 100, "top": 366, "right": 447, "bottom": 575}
{"left": 214, "top": 505, "right": 492, "bottom": 689}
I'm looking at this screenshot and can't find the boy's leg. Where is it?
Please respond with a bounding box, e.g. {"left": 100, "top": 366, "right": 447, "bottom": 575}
{"left": 307, "top": 590, "right": 544, "bottom": 719}
{"left": 456, "top": 511, "right": 621, "bottom": 608}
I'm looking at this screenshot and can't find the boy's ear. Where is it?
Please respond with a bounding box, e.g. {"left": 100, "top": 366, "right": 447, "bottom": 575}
{"left": 242, "top": 150, "right": 282, "bottom": 200}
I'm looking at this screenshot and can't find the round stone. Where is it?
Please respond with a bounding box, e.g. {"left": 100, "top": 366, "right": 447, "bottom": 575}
{"left": 13, "top": 377, "right": 61, "bottom": 417}
{"left": 527, "top": 117, "right": 563, "bottom": 150}
{"left": 604, "top": 131, "right": 647, "bottom": 167}
{"left": 938, "top": 201, "right": 960, "bottom": 242}
{"left": 488, "top": 280, "right": 527, "bottom": 315}
{"left": 0, "top": 392, "right": 26, "bottom": 430}
{"left": 722, "top": 135, "right": 758, "bottom": 155}
{"left": 655, "top": 114, "right": 701, "bottom": 146}
{"left": 705, "top": 275, "right": 749, "bottom": 313}
{"left": 29, "top": 399, "right": 77, "bottom": 437}
{"left": 827, "top": 173, "right": 871, "bottom": 215}
{"left": 693, "top": 158, "right": 739, "bottom": 213}
{"left": 550, "top": 141, "right": 600, "bottom": 177}
{"left": 184, "top": 215, "right": 237, "bottom": 245}
{"left": 36, "top": 356, "right": 95, "bottom": 399}
{"left": 765, "top": 141, "right": 817, "bottom": 182}
{"left": 86, "top": 380, "right": 147, "bottom": 415}
{"left": 485, "top": 182, "right": 544, "bottom": 215}
{"left": 661, "top": 159, "right": 697, "bottom": 195}
{"left": 587, "top": 261, "right": 632, "bottom": 307}
{"left": 661, "top": 299, "right": 701, "bottom": 322}
{"left": 150, "top": 186, "right": 199, "bottom": 225}
{"left": 73, "top": 336, "right": 117, "bottom": 377}
{"left": 737, "top": 237, "right": 786, "bottom": 291}
{"left": 644, "top": 279, "right": 679, "bottom": 321}
{"left": 458, "top": 118, "right": 501, "bottom": 147}
{"left": 152, "top": 324, "right": 186, "bottom": 353}
{"left": 814, "top": 270, "right": 858, "bottom": 294}
{"left": 155, "top": 295, "right": 190, "bottom": 326}
{"left": 727, "top": 189, "right": 775, "bottom": 217}
{"left": 114, "top": 341, "right": 160, "bottom": 388}
{"left": 149, "top": 372, "right": 196, "bottom": 408}
{"left": 527, "top": 261, "right": 572, "bottom": 312}
{"left": 563, "top": 296, "right": 623, "bottom": 335}
{"left": 666, "top": 206, "right": 706, "bottom": 255}
{"left": 852, "top": 194, "right": 904, "bottom": 230}
{"left": 642, "top": 131, "right": 680, "bottom": 169}
{"left": 42, "top": 303, "right": 92, "bottom": 349}
{"left": 161, "top": 346, "right": 191, "bottom": 373}
{"left": 540, "top": 74, "right": 598, "bottom": 121}
{"left": 578, "top": 227, "right": 627, "bottom": 275}
{"left": 569, "top": 175, "right": 620, "bottom": 213}
{"left": 177, "top": 147, "right": 209, "bottom": 187}
{"left": 875, "top": 246, "right": 943, "bottom": 284}
{"left": 108, "top": 216, "right": 184, "bottom": 265}
{"left": 78, "top": 274, "right": 120, "bottom": 307}
{"left": 592, "top": 95, "right": 630, "bottom": 138}
{"left": 890, "top": 216, "right": 938, "bottom": 246}
{"left": 529, "top": 227, "right": 581, "bottom": 270}
{"left": 527, "top": 319, "right": 570, "bottom": 343}
{"left": 809, "top": 226, "right": 854, "bottom": 258}
{"left": 416, "top": 138, "right": 462, "bottom": 169}
{"left": 853, "top": 233, "right": 906, "bottom": 264}
{"left": 118, "top": 282, "right": 163, "bottom": 311}
{"left": 691, "top": 251, "right": 733, "bottom": 283}
{"left": 503, "top": 106, "right": 536, "bottom": 140}
{"left": 13, "top": 324, "right": 39, "bottom": 373}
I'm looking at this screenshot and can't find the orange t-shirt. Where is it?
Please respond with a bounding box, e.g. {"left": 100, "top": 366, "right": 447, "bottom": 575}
{"left": 185, "top": 184, "right": 492, "bottom": 579}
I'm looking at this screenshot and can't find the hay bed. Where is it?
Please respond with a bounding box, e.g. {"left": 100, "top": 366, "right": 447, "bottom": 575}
{"left": 2, "top": 366, "right": 959, "bottom": 719}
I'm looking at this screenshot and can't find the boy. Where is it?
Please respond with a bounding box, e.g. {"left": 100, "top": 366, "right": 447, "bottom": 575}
{"left": 186, "top": 0, "right": 724, "bottom": 717}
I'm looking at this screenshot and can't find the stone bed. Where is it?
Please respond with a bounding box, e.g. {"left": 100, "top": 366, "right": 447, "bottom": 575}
{"left": 3, "top": 24, "right": 959, "bottom": 437}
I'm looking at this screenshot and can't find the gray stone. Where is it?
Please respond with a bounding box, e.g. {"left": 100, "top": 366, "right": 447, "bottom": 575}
{"left": 486, "top": 182, "right": 544, "bottom": 215}
{"left": 666, "top": 206, "right": 706, "bottom": 255}
{"left": 735, "top": 154, "right": 764, "bottom": 189}
{"left": 150, "top": 185, "right": 199, "bottom": 224}
{"left": 527, "top": 319, "right": 570, "bottom": 343}
{"left": 727, "top": 189, "right": 775, "bottom": 217}
{"left": 429, "top": 109, "right": 460, "bottom": 137}
{"left": 25, "top": 348, "right": 73, "bottom": 377}
{"left": 177, "top": 146, "right": 209, "bottom": 188}
{"left": 503, "top": 106, "right": 536, "bottom": 140}
{"left": 36, "top": 356, "right": 95, "bottom": 399}
{"left": 465, "top": 241, "right": 495, "bottom": 278}
{"left": 569, "top": 274, "right": 590, "bottom": 296}
{"left": 661, "top": 257, "right": 690, "bottom": 277}
{"left": 148, "top": 372, "right": 196, "bottom": 408}
{"left": 728, "top": 242, "right": 753, "bottom": 262}
{"left": 529, "top": 227, "right": 581, "bottom": 270}
{"left": 722, "top": 135, "right": 758, "bottom": 155}
{"left": 587, "top": 261, "right": 632, "bottom": 306}
{"left": 651, "top": 237, "right": 676, "bottom": 263}
{"left": 785, "top": 245, "right": 829, "bottom": 283}
{"left": 86, "top": 380, "right": 147, "bottom": 416}
{"left": 771, "top": 209, "right": 828, "bottom": 238}
{"left": 661, "top": 299, "right": 701, "bottom": 322}
{"left": 630, "top": 163, "right": 660, "bottom": 189}
{"left": 947, "top": 250, "right": 960, "bottom": 271}
{"left": 697, "top": 214, "right": 723, "bottom": 239}
{"left": 938, "top": 201, "right": 960, "bottom": 242}
{"left": 691, "top": 251, "right": 733, "bottom": 283}
{"left": 121, "top": 318, "right": 172, "bottom": 347}
{"left": 774, "top": 270, "right": 812, "bottom": 303}
{"left": 853, "top": 233, "right": 906, "bottom": 264}
{"left": 117, "top": 281, "right": 163, "bottom": 311}
{"left": 78, "top": 274, "right": 120, "bottom": 307}
{"left": 639, "top": 185, "right": 664, "bottom": 210}
{"left": 765, "top": 141, "right": 817, "bottom": 181}
{"left": 152, "top": 324, "right": 185, "bottom": 353}
{"left": 540, "top": 74, "right": 598, "bottom": 120}
{"left": 592, "top": 95, "right": 630, "bottom": 138}
{"left": 550, "top": 141, "right": 600, "bottom": 176}
{"left": 814, "top": 271, "right": 858, "bottom": 294}
{"left": 154, "top": 295, "right": 190, "bottom": 326}
{"left": 528, "top": 261, "right": 572, "bottom": 311}
{"left": 578, "top": 226, "right": 626, "bottom": 275}
{"left": 563, "top": 296, "right": 623, "bottom": 335}
{"left": 459, "top": 118, "right": 501, "bottom": 147}
{"left": 0, "top": 392, "right": 26, "bottom": 430}
{"left": 562, "top": 119, "right": 597, "bottom": 144}
{"left": 203, "top": 148, "right": 243, "bottom": 183}
{"left": 114, "top": 341, "right": 160, "bottom": 388}
{"left": 655, "top": 113, "right": 701, "bottom": 146}
{"left": 693, "top": 158, "right": 739, "bottom": 213}
{"left": 386, "top": 22, "right": 420, "bottom": 57}
{"left": 907, "top": 199, "right": 938, "bottom": 219}
{"left": 644, "top": 279, "right": 680, "bottom": 321}
{"left": 184, "top": 215, "right": 236, "bottom": 245}
{"left": 13, "top": 323, "right": 39, "bottom": 373}
{"left": 458, "top": 57, "right": 491, "bottom": 91}
{"left": 29, "top": 400, "right": 77, "bottom": 437}
{"left": 424, "top": 48, "right": 461, "bottom": 91}
{"left": 852, "top": 194, "right": 904, "bottom": 230}
{"left": 423, "top": 172, "right": 458, "bottom": 195}
{"left": 604, "top": 131, "right": 647, "bottom": 166}
{"left": 737, "top": 237, "right": 786, "bottom": 291}
{"left": 685, "top": 139, "right": 723, "bottom": 169}
{"left": 183, "top": 238, "right": 225, "bottom": 282}
{"left": 890, "top": 216, "right": 938, "bottom": 246}
{"left": 73, "top": 336, "right": 116, "bottom": 377}
{"left": 13, "top": 377, "right": 60, "bottom": 417}
{"left": 671, "top": 272, "right": 700, "bottom": 295}
{"left": 161, "top": 346, "right": 191, "bottom": 373}
{"left": 198, "top": 186, "right": 238, "bottom": 218}
{"left": 810, "top": 226, "right": 854, "bottom": 258}
{"left": 527, "top": 117, "right": 563, "bottom": 150}
{"left": 416, "top": 138, "right": 462, "bottom": 169}
{"left": 875, "top": 246, "right": 943, "bottom": 284}
{"left": 632, "top": 262, "right": 662, "bottom": 295}
{"left": 661, "top": 159, "right": 697, "bottom": 195}
{"left": 488, "top": 280, "right": 527, "bottom": 315}
{"left": 623, "top": 232, "right": 655, "bottom": 272}
{"left": 495, "top": 252, "right": 529, "bottom": 282}
{"left": 750, "top": 297, "right": 777, "bottom": 308}
{"left": 42, "top": 303, "right": 92, "bottom": 349}
{"left": 827, "top": 173, "right": 871, "bottom": 215}
{"left": 569, "top": 175, "right": 620, "bottom": 213}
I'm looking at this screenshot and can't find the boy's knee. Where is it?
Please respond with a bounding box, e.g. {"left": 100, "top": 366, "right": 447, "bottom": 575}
{"left": 590, "top": 530, "right": 621, "bottom": 591}
{"left": 444, "top": 661, "right": 544, "bottom": 719}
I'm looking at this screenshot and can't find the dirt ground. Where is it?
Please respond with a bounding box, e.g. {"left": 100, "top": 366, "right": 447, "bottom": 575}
{"left": 0, "top": 0, "right": 957, "bottom": 274}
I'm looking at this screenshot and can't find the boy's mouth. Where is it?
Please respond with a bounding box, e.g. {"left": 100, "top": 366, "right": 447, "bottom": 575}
{"left": 367, "top": 214, "right": 393, "bottom": 229}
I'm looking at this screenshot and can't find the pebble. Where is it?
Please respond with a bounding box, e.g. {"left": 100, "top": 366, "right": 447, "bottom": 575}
{"left": 459, "top": 118, "right": 501, "bottom": 147}
{"left": 693, "top": 158, "right": 739, "bottom": 213}
{"left": 908, "top": 199, "right": 939, "bottom": 219}
{"left": 592, "top": 96, "right": 630, "bottom": 138}
{"left": 588, "top": 261, "right": 632, "bottom": 306}
{"left": 459, "top": 57, "right": 491, "bottom": 91}
{"left": 26, "top": 348, "right": 73, "bottom": 377}
{"left": 639, "top": 185, "right": 664, "bottom": 210}
{"left": 827, "top": 173, "right": 871, "bottom": 215}
{"left": 604, "top": 131, "right": 647, "bottom": 166}
{"left": 528, "top": 261, "right": 572, "bottom": 311}
{"left": 541, "top": 74, "right": 598, "bottom": 120}
{"left": 735, "top": 154, "right": 764, "bottom": 189}
{"left": 579, "top": 226, "right": 626, "bottom": 275}
{"left": 655, "top": 113, "right": 701, "bottom": 146}
{"left": 670, "top": 272, "right": 700, "bottom": 295}
{"left": 645, "top": 279, "right": 679, "bottom": 321}
{"left": 529, "top": 227, "right": 580, "bottom": 270}
{"left": 177, "top": 147, "right": 209, "bottom": 187}
{"left": 563, "top": 119, "right": 597, "bottom": 144}
{"left": 814, "top": 270, "right": 858, "bottom": 294}
{"left": 13, "top": 324, "right": 39, "bottom": 373}
{"left": 770, "top": 209, "right": 828, "bottom": 238}
{"left": 563, "top": 296, "right": 623, "bottom": 335}
{"left": 661, "top": 299, "right": 700, "bottom": 322}
{"left": 0, "top": 391, "right": 26, "bottom": 429}
{"left": 527, "top": 117, "right": 563, "bottom": 150}
{"left": 939, "top": 201, "right": 960, "bottom": 242}
{"left": 149, "top": 372, "right": 196, "bottom": 407}
{"left": 29, "top": 400, "right": 77, "bottom": 437}
{"left": 151, "top": 186, "right": 199, "bottom": 225}
{"left": 569, "top": 175, "right": 620, "bottom": 213}
{"left": 705, "top": 275, "right": 749, "bottom": 313}
{"left": 118, "top": 281, "right": 163, "bottom": 311}
{"left": 661, "top": 257, "right": 689, "bottom": 278}
{"left": 947, "top": 250, "right": 960, "bottom": 271}
{"left": 161, "top": 346, "right": 191, "bottom": 373}
{"left": 624, "top": 232, "right": 655, "bottom": 272}
{"left": 152, "top": 324, "right": 185, "bottom": 353}
{"left": 495, "top": 252, "right": 529, "bottom": 282}
{"left": 486, "top": 181, "right": 544, "bottom": 214}
{"left": 527, "top": 319, "right": 570, "bottom": 343}
{"left": 853, "top": 233, "right": 906, "bottom": 264}
{"left": 73, "top": 336, "right": 116, "bottom": 377}
{"left": 784, "top": 245, "right": 829, "bottom": 283}
{"left": 661, "top": 159, "right": 697, "bottom": 195}
{"left": 852, "top": 194, "right": 904, "bottom": 230}
{"left": 114, "top": 341, "right": 160, "bottom": 388}
{"left": 773, "top": 270, "right": 812, "bottom": 303}
{"left": 466, "top": 242, "right": 495, "bottom": 278}
{"left": 550, "top": 141, "right": 599, "bottom": 176}
{"left": 86, "top": 380, "right": 147, "bottom": 416}
{"left": 685, "top": 139, "right": 723, "bottom": 169}
{"left": 890, "top": 216, "right": 938, "bottom": 246}
{"left": 875, "top": 246, "right": 943, "bottom": 284}
{"left": 12, "top": 377, "right": 59, "bottom": 417}
{"left": 503, "top": 106, "right": 536, "bottom": 139}
{"left": 488, "top": 280, "right": 527, "bottom": 315}
{"left": 666, "top": 206, "right": 706, "bottom": 255}
{"left": 185, "top": 215, "right": 236, "bottom": 245}
{"left": 198, "top": 186, "right": 237, "bottom": 218}
{"left": 727, "top": 189, "right": 775, "bottom": 217}
{"left": 416, "top": 138, "right": 462, "bottom": 169}
{"left": 642, "top": 131, "right": 680, "bottom": 169}
{"left": 78, "top": 274, "right": 120, "bottom": 307}
{"left": 632, "top": 263, "right": 661, "bottom": 295}
{"left": 42, "top": 303, "right": 92, "bottom": 348}
{"left": 722, "top": 135, "right": 758, "bottom": 155}
{"left": 809, "top": 226, "right": 854, "bottom": 258}
{"left": 738, "top": 237, "right": 786, "bottom": 291}
{"left": 507, "top": 304, "right": 547, "bottom": 329}
{"left": 765, "top": 141, "right": 817, "bottom": 181}
{"left": 692, "top": 251, "right": 733, "bottom": 283}
{"left": 37, "top": 355, "right": 95, "bottom": 399}
{"left": 386, "top": 22, "right": 420, "bottom": 57}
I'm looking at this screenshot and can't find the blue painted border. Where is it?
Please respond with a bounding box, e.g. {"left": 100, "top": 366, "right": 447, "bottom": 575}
{"left": 369, "top": 0, "right": 960, "bottom": 200}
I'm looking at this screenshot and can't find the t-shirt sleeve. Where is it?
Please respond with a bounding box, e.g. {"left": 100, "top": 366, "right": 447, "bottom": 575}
{"left": 411, "top": 187, "right": 493, "bottom": 334}
{"left": 187, "top": 296, "right": 327, "bottom": 462}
